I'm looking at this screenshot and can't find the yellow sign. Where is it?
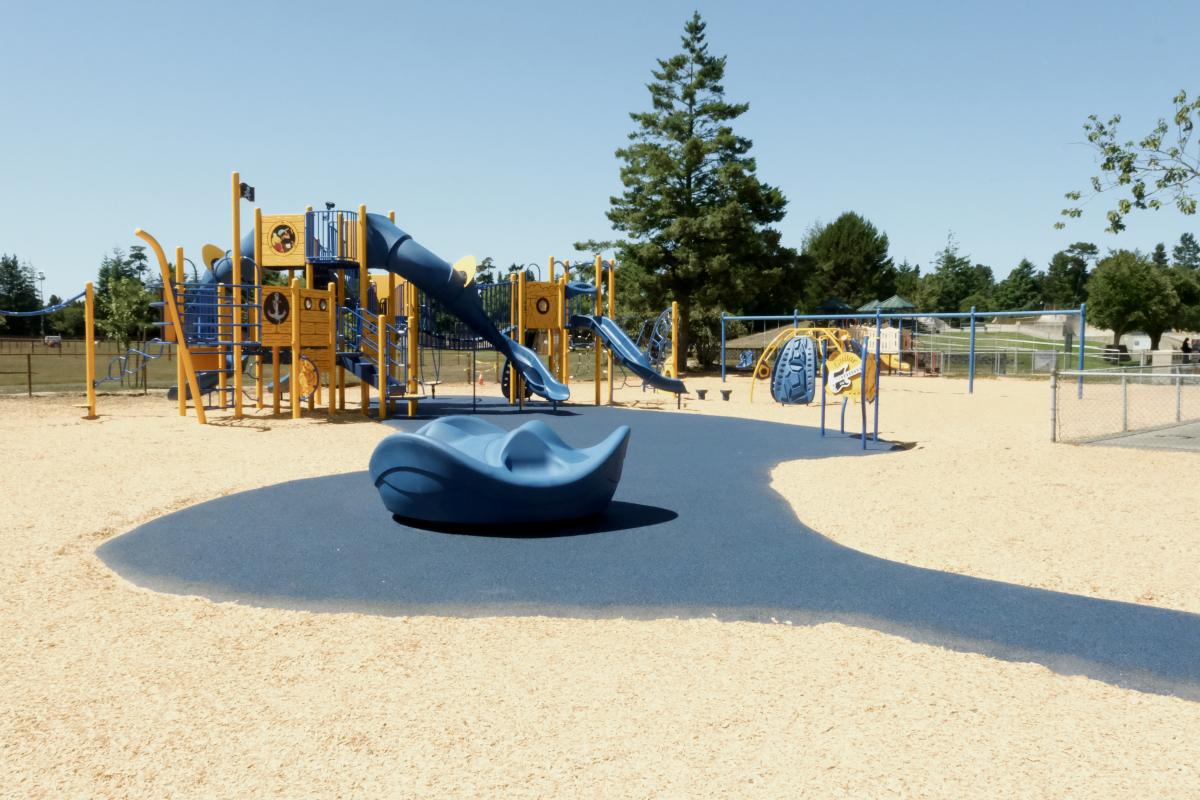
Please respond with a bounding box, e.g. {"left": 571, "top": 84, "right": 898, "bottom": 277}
{"left": 524, "top": 281, "right": 559, "bottom": 329}
{"left": 261, "top": 287, "right": 331, "bottom": 348}
{"left": 824, "top": 351, "right": 876, "bottom": 402}
{"left": 259, "top": 214, "right": 307, "bottom": 268}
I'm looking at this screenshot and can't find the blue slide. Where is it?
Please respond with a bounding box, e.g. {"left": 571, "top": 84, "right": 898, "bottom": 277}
{"left": 364, "top": 214, "right": 568, "bottom": 402}
{"left": 570, "top": 314, "right": 686, "bottom": 395}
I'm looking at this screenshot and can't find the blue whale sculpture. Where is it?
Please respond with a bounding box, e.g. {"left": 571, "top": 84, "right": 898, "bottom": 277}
{"left": 369, "top": 416, "right": 631, "bottom": 524}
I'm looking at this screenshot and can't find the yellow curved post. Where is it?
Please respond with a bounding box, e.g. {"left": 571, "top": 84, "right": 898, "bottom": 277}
{"left": 135, "top": 229, "right": 205, "bottom": 423}
{"left": 85, "top": 282, "right": 96, "bottom": 419}
{"left": 231, "top": 171, "right": 243, "bottom": 419}
{"left": 594, "top": 255, "right": 602, "bottom": 405}
{"left": 291, "top": 278, "right": 301, "bottom": 420}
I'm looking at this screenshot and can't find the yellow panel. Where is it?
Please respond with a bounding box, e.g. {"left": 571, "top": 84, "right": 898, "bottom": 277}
{"left": 261, "top": 287, "right": 332, "bottom": 347}
{"left": 260, "top": 214, "right": 307, "bottom": 268}
{"left": 824, "top": 351, "right": 864, "bottom": 399}
{"left": 524, "top": 281, "right": 559, "bottom": 329}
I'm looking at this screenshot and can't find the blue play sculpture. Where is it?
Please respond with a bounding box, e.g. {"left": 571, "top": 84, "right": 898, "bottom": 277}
{"left": 369, "top": 416, "right": 631, "bottom": 524}
{"left": 771, "top": 336, "right": 816, "bottom": 404}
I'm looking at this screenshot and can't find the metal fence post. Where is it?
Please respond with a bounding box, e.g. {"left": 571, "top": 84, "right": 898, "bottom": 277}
{"left": 1050, "top": 369, "right": 1057, "bottom": 442}
{"left": 1177, "top": 371, "right": 1182, "bottom": 423}
{"left": 1077, "top": 303, "right": 1086, "bottom": 398}
{"left": 967, "top": 306, "right": 977, "bottom": 394}
{"left": 26, "top": 353, "right": 32, "bottom": 397}
{"left": 1121, "top": 372, "right": 1128, "bottom": 432}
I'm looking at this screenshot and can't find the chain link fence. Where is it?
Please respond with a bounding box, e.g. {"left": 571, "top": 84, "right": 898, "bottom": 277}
{"left": 1052, "top": 365, "right": 1200, "bottom": 443}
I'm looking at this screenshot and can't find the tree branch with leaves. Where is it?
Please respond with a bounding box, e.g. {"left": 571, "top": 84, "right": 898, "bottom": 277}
{"left": 1059, "top": 90, "right": 1200, "bottom": 233}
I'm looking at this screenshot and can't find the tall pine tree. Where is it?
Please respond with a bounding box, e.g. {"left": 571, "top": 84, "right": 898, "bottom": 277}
{"left": 801, "top": 212, "right": 895, "bottom": 309}
{"left": 603, "top": 12, "right": 801, "bottom": 364}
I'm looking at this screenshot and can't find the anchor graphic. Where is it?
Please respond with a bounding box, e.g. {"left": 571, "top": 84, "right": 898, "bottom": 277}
{"left": 264, "top": 292, "right": 289, "bottom": 325}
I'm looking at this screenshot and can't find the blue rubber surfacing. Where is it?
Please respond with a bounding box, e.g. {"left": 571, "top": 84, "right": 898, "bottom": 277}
{"left": 98, "top": 396, "right": 1200, "bottom": 700}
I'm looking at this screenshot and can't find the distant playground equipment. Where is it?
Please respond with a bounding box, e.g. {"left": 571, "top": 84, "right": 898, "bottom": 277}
{"left": 368, "top": 415, "right": 631, "bottom": 524}
{"left": 84, "top": 171, "right": 685, "bottom": 425}
{"left": 723, "top": 307, "right": 1092, "bottom": 399}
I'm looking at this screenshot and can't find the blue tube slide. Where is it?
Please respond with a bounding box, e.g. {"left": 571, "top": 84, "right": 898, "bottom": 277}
{"left": 570, "top": 314, "right": 686, "bottom": 395}
{"left": 364, "top": 214, "right": 568, "bottom": 402}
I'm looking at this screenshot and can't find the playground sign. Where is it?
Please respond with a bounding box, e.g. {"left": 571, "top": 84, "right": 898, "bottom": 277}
{"left": 261, "top": 287, "right": 331, "bottom": 348}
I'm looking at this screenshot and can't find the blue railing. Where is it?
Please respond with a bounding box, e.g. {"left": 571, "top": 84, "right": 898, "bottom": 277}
{"left": 305, "top": 210, "right": 359, "bottom": 264}
{"left": 165, "top": 282, "right": 262, "bottom": 347}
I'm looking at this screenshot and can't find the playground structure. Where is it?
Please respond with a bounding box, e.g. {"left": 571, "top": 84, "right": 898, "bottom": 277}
{"left": 369, "top": 415, "right": 631, "bottom": 524}
{"left": 46, "top": 172, "right": 686, "bottom": 424}
{"left": 722, "top": 307, "right": 1090, "bottom": 394}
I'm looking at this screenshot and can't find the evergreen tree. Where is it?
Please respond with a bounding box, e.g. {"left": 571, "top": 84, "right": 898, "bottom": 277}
{"left": 894, "top": 260, "right": 921, "bottom": 303}
{"left": 602, "top": 12, "right": 802, "bottom": 363}
{"left": 1174, "top": 232, "right": 1200, "bottom": 269}
{"left": 1043, "top": 242, "right": 1097, "bottom": 308}
{"left": 1152, "top": 243, "right": 1170, "bottom": 266}
{"left": 994, "top": 259, "right": 1044, "bottom": 310}
{"left": 920, "top": 236, "right": 993, "bottom": 313}
{"left": 0, "top": 254, "right": 40, "bottom": 336}
{"left": 97, "top": 247, "right": 138, "bottom": 304}
{"left": 801, "top": 212, "right": 895, "bottom": 309}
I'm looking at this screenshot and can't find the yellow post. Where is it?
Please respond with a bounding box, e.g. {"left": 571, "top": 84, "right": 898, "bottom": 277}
{"left": 594, "top": 255, "right": 602, "bottom": 406}
{"left": 671, "top": 300, "right": 681, "bottom": 379}
{"left": 291, "top": 278, "right": 301, "bottom": 420}
{"left": 85, "top": 282, "right": 97, "bottom": 419}
{"left": 272, "top": 347, "right": 281, "bottom": 416}
{"left": 559, "top": 272, "right": 569, "bottom": 385}
{"left": 254, "top": 207, "right": 264, "bottom": 409}
{"left": 358, "top": 205, "right": 369, "bottom": 416}
{"left": 508, "top": 273, "right": 517, "bottom": 404}
{"left": 547, "top": 256, "right": 556, "bottom": 370}
{"left": 231, "top": 171, "right": 243, "bottom": 419}
{"left": 406, "top": 281, "right": 419, "bottom": 417}
{"left": 337, "top": 271, "right": 346, "bottom": 410}
{"left": 607, "top": 260, "right": 615, "bottom": 405}
{"left": 376, "top": 312, "right": 388, "bottom": 419}
{"left": 174, "top": 247, "right": 186, "bottom": 417}
{"left": 136, "top": 229, "right": 205, "bottom": 424}
{"left": 305, "top": 206, "right": 314, "bottom": 290}
{"left": 327, "top": 284, "right": 336, "bottom": 419}
{"left": 517, "top": 268, "right": 526, "bottom": 410}
{"left": 217, "top": 285, "right": 227, "bottom": 407}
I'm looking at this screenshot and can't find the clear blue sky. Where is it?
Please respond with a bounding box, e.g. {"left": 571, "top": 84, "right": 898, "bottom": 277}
{"left": 2, "top": 0, "right": 1197, "bottom": 299}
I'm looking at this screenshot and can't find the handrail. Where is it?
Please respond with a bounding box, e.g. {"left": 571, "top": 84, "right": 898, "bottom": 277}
{"left": 134, "top": 229, "right": 206, "bottom": 423}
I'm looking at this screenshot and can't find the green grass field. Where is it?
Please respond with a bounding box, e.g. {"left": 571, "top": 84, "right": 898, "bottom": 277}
{"left": 0, "top": 339, "right": 617, "bottom": 395}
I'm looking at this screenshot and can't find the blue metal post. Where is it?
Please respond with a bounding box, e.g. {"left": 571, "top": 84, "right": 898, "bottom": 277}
{"left": 967, "top": 305, "right": 977, "bottom": 394}
{"left": 860, "top": 336, "right": 868, "bottom": 450}
{"left": 819, "top": 338, "right": 827, "bottom": 436}
{"left": 873, "top": 309, "right": 882, "bottom": 441}
{"left": 840, "top": 396, "right": 847, "bottom": 433}
{"left": 793, "top": 308, "right": 798, "bottom": 330}
{"left": 1077, "top": 303, "right": 1086, "bottom": 398}
{"left": 720, "top": 312, "right": 727, "bottom": 382}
